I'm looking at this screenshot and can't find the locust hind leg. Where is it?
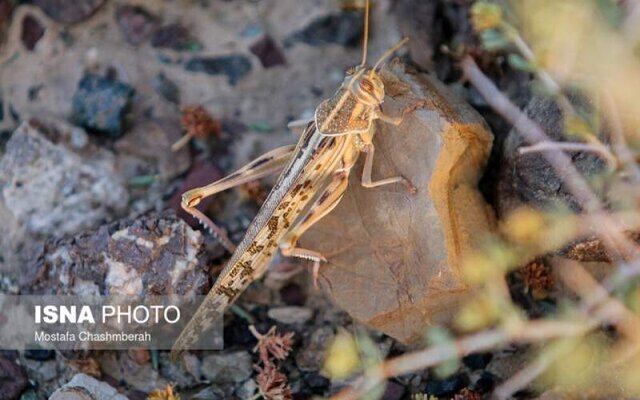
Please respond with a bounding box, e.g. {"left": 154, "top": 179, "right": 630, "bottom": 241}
{"left": 183, "top": 144, "right": 296, "bottom": 252}
{"left": 279, "top": 171, "right": 349, "bottom": 288}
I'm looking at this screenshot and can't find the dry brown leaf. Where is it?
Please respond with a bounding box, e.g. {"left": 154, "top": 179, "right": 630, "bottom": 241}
{"left": 301, "top": 61, "right": 495, "bottom": 343}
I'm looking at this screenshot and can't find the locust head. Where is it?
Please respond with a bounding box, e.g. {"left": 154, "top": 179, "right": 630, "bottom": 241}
{"left": 347, "top": 67, "right": 386, "bottom": 106}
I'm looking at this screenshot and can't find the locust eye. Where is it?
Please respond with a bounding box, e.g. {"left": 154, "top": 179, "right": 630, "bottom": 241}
{"left": 346, "top": 66, "right": 357, "bottom": 76}
{"left": 359, "top": 78, "right": 374, "bottom": 93}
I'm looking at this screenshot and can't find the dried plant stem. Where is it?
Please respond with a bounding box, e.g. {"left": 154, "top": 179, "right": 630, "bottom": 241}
{"left": 518, "top": 141, "right": 617, "bottom": 169}
{"left": 461, "top": 56, "right": 639, "bottom": 262}
{"left": 331, "top": 320, "right": 592, "bottom": 400}
{"left": 492, "top": 340, "right": 571, "bottom": 400}
{"left": 603, "top": 93, "right": 640, "bottom": 181}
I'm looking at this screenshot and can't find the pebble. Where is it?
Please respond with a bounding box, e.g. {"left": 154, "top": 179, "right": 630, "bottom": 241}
{"left": 424, "top": 373, "right": 469, "bottom": 397}
{"left": 279, "top": 283, "right": 306, "bottom": 306}
{"left": 303, "top": 372, "right": 330, "bottom": 390}
{"left": 382, "top": 380, "right": 405, "bottom": 400}
{"left": 249, "top": 35, "right": 286, "bottom": 68}
{"left": 295, "top": 326, "right": 334, "bottom": 372}
{"left": 268, "top": 306, "right": 313, "bottom": 325}
{"left": 184, "top": 55, "right": 252, "bottom": 85}
{"left": 33, "top": 0, "right": 106, "bottom": 24}
{"left": 191, "top": 385, "right": 226, "bottom": 400}
{"left": 462, "top": 352, "right": 493, "bottom": 370}
{"left": 21, "top": 15, "right": 45, "bottom": 50}
{"left": 116, "top": 5, "right": 158, "bottom": 46}
{"left": 49, "top": 373, "right": 127, "bottom": 400}
{"left": 71, "top": 73, "right": 135, "bottom": 137}
{"left": 0, "top": 356, "right": 28, "bottom": 400}
{"left": 23, "top": 349, "right": 55, "bottom": 361}
{"left": 152, "top": 72, "right": 180, "bottom": 104}
{"left": 235, "top": 379, "right": 258, "bottom": 399}
{"left": 201, "top": 351, "right": 253, "bottom": 383}
{"left": 152, "top": 23, "right": 199, "bottom": 51}
{"left": 285, "top": 12, "right": 364, "bottom": 47}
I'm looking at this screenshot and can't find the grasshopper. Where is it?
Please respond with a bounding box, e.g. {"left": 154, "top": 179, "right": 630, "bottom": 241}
{"left": 172, "top": 0, "right": 416, "bottom": 352}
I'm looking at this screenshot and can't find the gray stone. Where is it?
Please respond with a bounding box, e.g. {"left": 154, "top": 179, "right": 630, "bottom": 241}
{"left": 295, "top": 326, "right": 334, "bottom": 372}
{"left": 0, "top": 120, "right": 128, "bottom": 237}
{"left": 268, "top": 306, "right": 314, "bottom": 325}
{"left": 201, "top": 351, "right": 253, "bottom": 383}
{"left": 49, "top": 373, "right": 127, "bottom": 400}
{"left": 496, "top": 95, "right": 606, "bottom": 215}
{"left": 71, "top": 73, "right": 135, "bottom": 137}
{"left": 184, "top": 55, "right": 252, "bottom": 86}
{"left": 235, "top": 379, "right": 257, "bottom": 399}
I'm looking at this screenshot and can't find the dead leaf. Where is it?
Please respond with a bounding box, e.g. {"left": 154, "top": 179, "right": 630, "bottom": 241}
{"left": 301, "top": 61, "right": 495, "bottom": 343}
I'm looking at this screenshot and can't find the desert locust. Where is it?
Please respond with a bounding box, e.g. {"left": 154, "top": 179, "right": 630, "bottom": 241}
{"left": 173, "top": 0, "right": 416, "bottom": 352}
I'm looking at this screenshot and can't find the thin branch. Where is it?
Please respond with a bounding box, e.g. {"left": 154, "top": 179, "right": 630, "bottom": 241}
{"left": 603, "top": 93, "right": 640, "bottom": 182}
{"left": 331, "top": 320, "right": 593, "bottom": 400}
{"left": 518, "top": 141, "right": 617, "bottom": 169}
{"left": 461, "top": 56, "right": 640, "bottom": 262}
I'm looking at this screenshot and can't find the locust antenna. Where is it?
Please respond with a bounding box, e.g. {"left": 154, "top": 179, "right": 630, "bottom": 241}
{"left": 372, "top": 37, "right": 409, "bottom": 72}
{"left": 360, "top": 0, "right": 370, "bottom": 66}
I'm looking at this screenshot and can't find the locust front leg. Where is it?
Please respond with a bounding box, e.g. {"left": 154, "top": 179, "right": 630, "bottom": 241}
{"left": 359, "top": 124, "right": 417, "bottom": 194}
{"left": 279, "top": 171, "right": 349, "bottom": 287}
{"left": 182, "top": 144, "right": 296, "bottom": 252}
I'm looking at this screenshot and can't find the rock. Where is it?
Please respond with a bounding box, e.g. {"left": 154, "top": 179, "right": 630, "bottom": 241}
{"left": 49, "top": 373, "right": 127, "bottom": 400}
{"left": 295, "top": 326, "right": 334, "bottom": 372}
{"left": 286, "top": 12, "right": 364, "bottom": 47}
{"left": 462, "top": 352, "right": 493, "bottom": 370}
{"left": 152, "top": 23, "right": 199, "bottom": 51}
{"left": 159, "top": 354, "right": 197, "bottom": 389}
{"left": 268, "top": 306, "right": 313, "bottom": 325}
{"left": 23, "top": 349, "right": 55, "bottom": 361}
{"left": 301, "top": 61, "right": 494, "bottom": 343}
{"left": 0, "top": 119, "right": 128, "bottom": 237}
{"left": 201, "top": 351, "right": 253, "bottom": 383}
{"left": 152, "top": 73, "right": 180, "bottom": 104}
{"left": 279, "top": 283, "right": 306, "bottom": 306}
{"left": 21, "top": 211, "right": 208, "bottom": 297}
{"left": 192, "top": 385, "right": 225, "bottom": 400}
{"left": 71, "top": 73, "right": 135, "bottom": 138}
{"left": 184, "top": 55, "right": 252, "bottom": 86}
{"left": 496, "top": 96, "right": 606, "bottom": 215}
{"left": 33, "top": 0, "right": 105, "bottom": 24}
{"left": 97, "top": 352, "right": 168, "bottom": 393}
{"left": 0, "top": 356, "right": 28, "bottom": 400}
{"left": 249, "top": 35, "right": 286, "bottom": 68}
{"left": 116, "top": 5, "right": 158, "bottom": 46}
{"left": 235, "top": 379, "right": 257, "bottom": 399}
{"left": 23, "top": 359, "right": 58, "bottom": 382}
{"left": 303, "top": 372, "right": 330, "bottom": 390}
{"left": 382, "top": 380, "right": 405, "bottom": 400}
{"left": 21, "top": 14, "right": 45, "bottom": 51}
{"left": 424, "top": 373, "right": 469, "bottom": 398}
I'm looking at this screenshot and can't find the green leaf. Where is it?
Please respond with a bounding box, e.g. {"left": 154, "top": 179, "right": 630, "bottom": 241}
{"left": 507, "top": 53, "right": 536, "bottom": 72}
{"left": 480, "top": 29, "right": 511, "bottom": 51}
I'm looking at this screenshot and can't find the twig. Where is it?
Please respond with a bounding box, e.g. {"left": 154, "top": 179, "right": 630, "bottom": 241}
{"left": 603, "top": 93, "right": 640, "bottom": 182}
{"left": 461, "top": 56, "right": 639, "bottom": 262}
{"left": 331, "top": 320, "right": 593, "bottom": 400}
{"left": 492, "top": 339, "right": 572, "bottom": 400}
{"left": 518, "top": 141, "right": 617, "bottom": 169}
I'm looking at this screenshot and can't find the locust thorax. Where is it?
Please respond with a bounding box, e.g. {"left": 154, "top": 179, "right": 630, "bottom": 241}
{"left": 346, "top": 67, "right": 385, "bottom": 107}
